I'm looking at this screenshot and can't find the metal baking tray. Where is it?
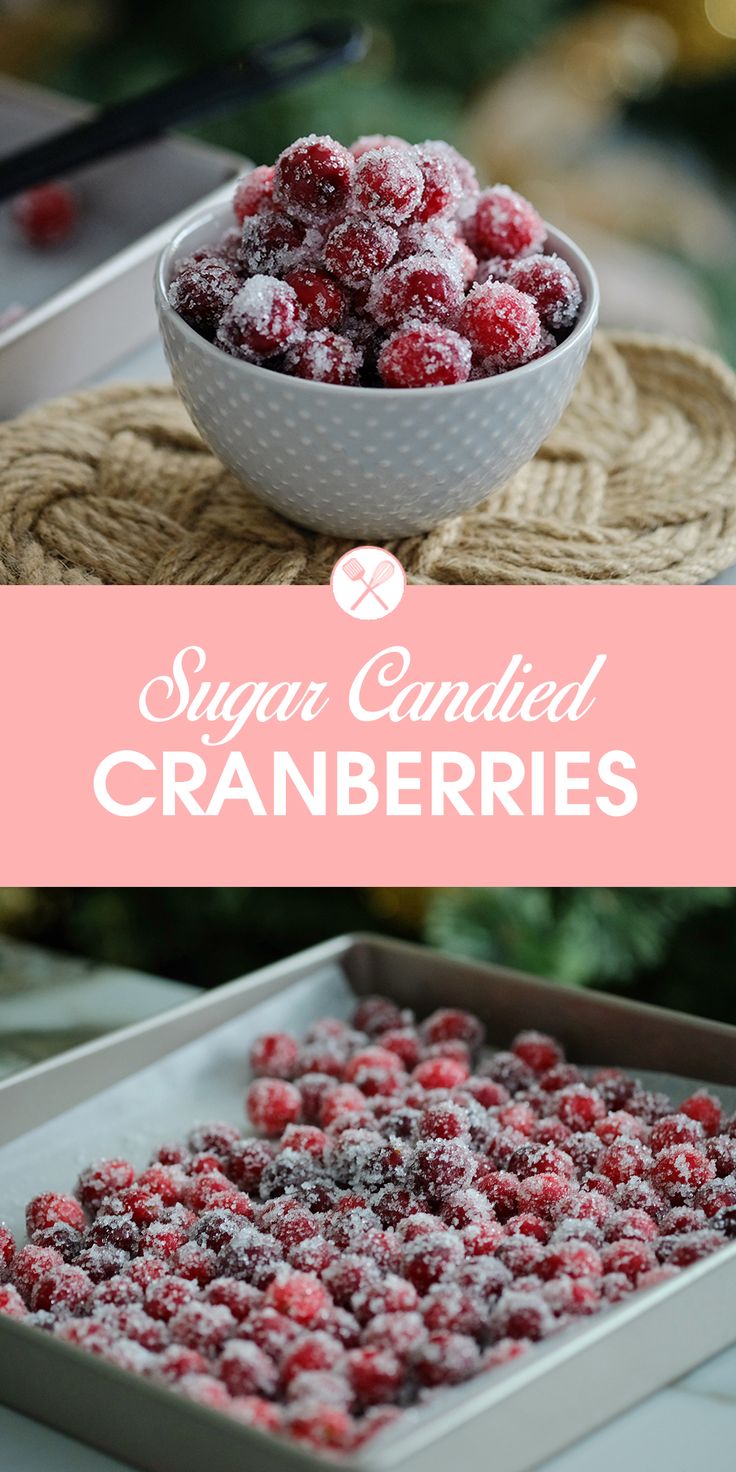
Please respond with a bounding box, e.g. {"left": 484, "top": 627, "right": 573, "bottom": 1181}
{"left": 0, "top": 934, "right": 734, "bottom": 1472}
{"left": 0, "top": 75, "right": 242, "bottom": 417}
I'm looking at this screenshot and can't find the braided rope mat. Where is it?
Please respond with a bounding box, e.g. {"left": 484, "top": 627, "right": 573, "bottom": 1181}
{"left": 1, "top": 332, "right": 735, "bottom": 585}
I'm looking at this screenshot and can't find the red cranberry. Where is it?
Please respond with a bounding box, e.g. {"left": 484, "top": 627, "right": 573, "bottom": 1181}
{"left": 249, "top": 1032, "right": 300, "bottom": 1080}
{"left": 412, "top": 146, "right": 461, "bottom": 223}
{"left": 465, "top": 185, "right": 545, "bottom": 260}
{"left": 507, "top": 253, "right": 581, "bottom": 332}
{"left": 219, "top": 276, "right": 304, "bottom": 360}
{"left": 12, "top": 183, "right": 77, "bottom": 247}
{"left": 541, "top": 1240, "right": 603, "bottom": 1279}
{"left": 282, "top": 1331, "right": 346, "bottom": 1386}
{"left": 320, "top": 1084, "right": 367, "bottom": 1128}
{"left": 157, "top": 1344, "right": 209, "bottom": 1381}
{"left": 225, "top": 1138, "right": 275, "bottom": 1192}
{"left": 265, "top": 1269, "right": 330, "bottom": 1328}
{"left": 402, "top": 1230, "right": 464, "bottom": 1293}
{"left": 32, "top": 1264, "right": 92, "bottom": 1314}
{"left": 378, "top": 321, "right": 471, "bottom": 388}
{"left": 25, "top": 1192, "right": 86, "bottom": 1236}
{"left": 489, "top": 1289, "right": 554, "bottom": 1342}
{"left": 0, "top": 1225, "right": 16, "bottom": 1280}
{"left": 413, "top": 1330, "right": 480, "bottom": 1386}
{"left": 286, "top": 1403, "right": 355, "bottom": 1450}
{"left": 285, "top": 329, "right": 363, "bottom": 386}
{"left": 601, "top": 1239, "right": 657, "bottom": 1281}
{"left": 413, "top": 1057, "right": 470, "bottom": 1090}
{"left": 352, "top": 146, "right": 424, "bottom": 226}
{"left": 460, "top": 281, "right": 541, "bottom": 370}
{"left": 346, "top": 1345, "right": 404, "bottom": 1405}
{"left": 0, "top": 1284, "right": 27, "bottom": 1319}
{"left": 274, "top": 135, "right": 355, "bottom": 224}
{"left": 651, "top": 1113, "right": 703, "bottom": 1152}
{"left": 651, "top": 1146, "right": 715, "bottom": 1204}
{"left": 600, "top": 1138, "right": 652, "bottom": 1185}
{"left": 369, "top": 253, "right": 462, "bottom": 329}
{"left": 284, "top": 268, "right": 347, "bottom": 330}
{"left": 246, "top": 1077, "right": 302, "bottom": 1136}
{"left": 323, "top": 217, "right": 398, "bottom": 288}
{"left": 517, "top": 1172, "right": 572, "bottom": 1219}
{"left": 234, "top": 165, "right": 275, "bottom": 221}
{"left": 220, "top": 1339, "right": 279, "bottom": 1398}
{"left": 76, "top": 1159, "right": 136, "bottom": 1214}
{"left": 169, "top": 258, "right": 239, "bottom": 339}
{"left": 238, "top": 211, "right": 305, "bottom": 277}
{"left": 680, "top": 1091, "right": 723, "bottom": 1136}
{"left": 511, "top": 1031, "right": 564, "bottom": 1075}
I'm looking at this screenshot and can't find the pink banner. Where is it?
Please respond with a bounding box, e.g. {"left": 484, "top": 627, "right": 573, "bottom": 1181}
{"left": 0, "top": 586, "right": 732, "bottom": 885}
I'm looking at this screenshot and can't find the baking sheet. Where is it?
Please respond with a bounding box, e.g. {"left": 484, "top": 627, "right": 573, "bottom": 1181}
{"left": 0, "top": 941, "right": 734, "bottom": 1472}
{"left": 0, "top": 76, "right": 239, "bottom": 321}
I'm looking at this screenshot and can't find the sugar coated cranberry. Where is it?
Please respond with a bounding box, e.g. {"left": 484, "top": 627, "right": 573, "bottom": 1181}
{"left": 413, "top": 1330, "right": 480, "bottom": 1386}
{"left": 347, "top": 1345, "right": 404, "bottom": 1405}
{"left": 283, "top": 268, "right": 347, "bottom": 330}
{"left": 350, "top": 134, "right": 409, "bottom": 160}
{"left": 76, "top": 1159, "right": 136, "bottom": 1213}
{"left": 506, "top": 253, "right": 582, "bottom": 333}
{"left": 369, "top": 253, "right": 462, "bottom": 329}
{"left": 680, "top": 1092, "right": 722, "bottom": 1137}
{"left": 555, "top": 1085, "right": 606, "bottom": 1132}
{"left": 25, "top": 1192, "right": 86, "bottom": 1237}
{"left": 274, "top": 135, "right": 355, "bottom": 224}
{"left": 422, "top": 1008, "right": 485, "bottom": 1052}
{"left": 282, "top": 1331, "right": 345, "bottom": 1385}
{"left": 264, "top": 1269, "right": 330, "bottom": 1327}
{"left": 459, "top": 281, "right": 541, "bottom": 370}
{"left": 32, "top": 1264, "right": 92, "bottom": 1314}
{"left": 352, "top": 146, "right": 424, "bottom": 226}
{"left": 413, "top": 1057, "right": 470, "bottom": 1090}
{"left": 169, "top": 258, "right": 239, "bottom": 339}
{"left": 217, "top": 276, "right": 303, "bottom": 360}
{"left": 249, "top": 1031, "right": 300, "bottom": 1080}
{"left": 402, "top": 1230, "right": 464, "bottom": 1293}
{"left": 466, "top": 185, "right": 545, "bottom": 260}
{"left": 323, "top": 216, "right": 398, "bottom": 288}
{"left": 13, "top": 183, "right": 77, "bottom": 247}
{"left": 246, "top": 1077, "right": 302, "bottom": 1136}
{"left": 0, "top": 1225, "right": 15, "bottom": 1280}
{"left": 377, "top": 1028, "right": 422, "bottom": 1070}
{"left": 378, "top": 321, "right": 471, "bottom": 388}
{"left": 0, "top": 1284, "right": 27, "bottom": 1319}
{"left": 651, "top": 1146, "right": 715, "bottom": 1204}
{"left": 219, "top": 1339, "right": 279, "bottom": 1397}
{"left": 284, "top": 329, "right": 362, "bottom": 386}
{"left": 650, "top": 1113, "right": 703, "bottom": 1152}
{"left": 413, "top": 145, "right": 462, "bottom": 222}
{"left": 287, "top": 1403, "right": 355, "bottom": 1449}
{"left": 238, "top": 210, "right": 305, "bottom": 278}
{"left": 225, "top": 1138, "right": 274, "bottom": 1191}
{"left": 234, "top": 165, "right": 275, "bottom": 222}
{"left": 512, "top": 1031, "right": 563, "bottom": 1075}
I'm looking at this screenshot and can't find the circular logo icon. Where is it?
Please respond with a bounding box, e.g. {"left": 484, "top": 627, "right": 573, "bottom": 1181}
{"left": 331, "top": 547, "right": 406, "bottom": 620}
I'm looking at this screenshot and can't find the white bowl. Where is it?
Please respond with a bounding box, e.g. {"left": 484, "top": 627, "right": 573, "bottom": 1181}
{"left": 155, "top": 195, "right": 599, "bottom": 538}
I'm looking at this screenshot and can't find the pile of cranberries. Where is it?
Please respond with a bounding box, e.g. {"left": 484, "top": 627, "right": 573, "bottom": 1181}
{"left": 168, "top": 134, "right": 583, "bottom": 388}
{"left": 2, "top": 998, "right": 732, "bottom": 1456}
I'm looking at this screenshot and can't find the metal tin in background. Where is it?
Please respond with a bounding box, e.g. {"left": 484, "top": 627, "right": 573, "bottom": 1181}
{"left": 0, "top": 76, "right": 242, "bottom": 417}
{"left": 0, "top": 934, "right": 734, "bottom": 1472}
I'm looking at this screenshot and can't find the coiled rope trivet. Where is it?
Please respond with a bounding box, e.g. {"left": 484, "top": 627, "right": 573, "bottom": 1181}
{"left": 1, "top": 332, "right": 735, "bottom": 585}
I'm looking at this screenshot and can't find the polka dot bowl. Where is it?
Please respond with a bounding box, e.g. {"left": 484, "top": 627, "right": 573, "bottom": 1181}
{"left": 155, "top": 194, "right": 599, "bottom": 538}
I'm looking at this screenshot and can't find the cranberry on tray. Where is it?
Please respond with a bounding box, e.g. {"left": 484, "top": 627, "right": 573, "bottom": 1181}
{"left": 2, "top": 995, "right": 730, "bottom": 1459}
{"left": 167, "top": 133, "right": 584, "bottom": 389}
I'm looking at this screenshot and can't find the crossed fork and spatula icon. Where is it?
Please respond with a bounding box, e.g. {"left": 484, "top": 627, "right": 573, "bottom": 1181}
{"left": 342, "top": 556, "right": 396, "bottom": 611}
